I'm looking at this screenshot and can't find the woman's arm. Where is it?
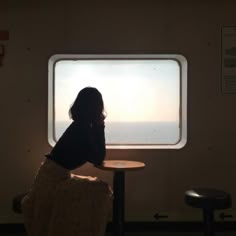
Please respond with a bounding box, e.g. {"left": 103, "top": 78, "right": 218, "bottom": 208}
{"left": 87, "top": 124, "right": 106, "bottom": 166}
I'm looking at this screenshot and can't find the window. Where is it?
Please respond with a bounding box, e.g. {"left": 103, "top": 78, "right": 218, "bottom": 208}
{"left": 48, "top": 54, "right": 187, "bottom": 149}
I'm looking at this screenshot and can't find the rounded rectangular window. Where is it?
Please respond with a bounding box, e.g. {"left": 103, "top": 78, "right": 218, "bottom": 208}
{"left": 48, "top": 54, "right": 187, "bottom": 149}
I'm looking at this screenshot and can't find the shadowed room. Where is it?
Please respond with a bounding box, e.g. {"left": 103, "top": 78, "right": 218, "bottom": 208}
{"left": 1, "top": 1, "right": 236, "bottom": 235}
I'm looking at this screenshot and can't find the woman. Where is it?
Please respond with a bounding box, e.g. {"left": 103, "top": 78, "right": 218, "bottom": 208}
{"left": 46, "top": 86, "right": 106, "bottom": 169}
{"left": 22, "top": 87, "right": 112, "bottom": 236}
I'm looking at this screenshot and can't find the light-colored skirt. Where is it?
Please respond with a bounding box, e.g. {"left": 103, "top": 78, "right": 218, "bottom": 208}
{"left": 22, "top": 159, "right": 112, "bottom": 236}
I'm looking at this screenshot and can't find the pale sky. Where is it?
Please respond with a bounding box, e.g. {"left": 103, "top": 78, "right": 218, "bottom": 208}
{"left": 55, "top": 59, "right": 180, "bottom": 122}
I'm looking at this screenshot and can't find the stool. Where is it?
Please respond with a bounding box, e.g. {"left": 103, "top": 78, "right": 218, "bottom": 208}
{"left": 185, "top": 188, "right": 231, "bottom": 236}
{"left": 12, "top": 192, "right": 28, "bottom": 214}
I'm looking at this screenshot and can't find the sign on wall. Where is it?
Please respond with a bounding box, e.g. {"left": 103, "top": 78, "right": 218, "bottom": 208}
{"left": 221, "top": 26, "right": 236, "bottom": 94}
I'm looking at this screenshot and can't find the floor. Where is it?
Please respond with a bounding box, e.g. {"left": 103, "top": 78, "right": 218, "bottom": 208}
{"left": 1, "top": 233, "right": 236, "bottom": 236}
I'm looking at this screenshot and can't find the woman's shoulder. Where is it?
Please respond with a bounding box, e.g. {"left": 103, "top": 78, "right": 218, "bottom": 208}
{"left": 61, "top": 122, "right": 85, "bottom": 138}
{"left": 70, "top": 120, "right": 89, "bottom": 128}
{"left": 73, "top": 120, "right": 105, "bottom": 128}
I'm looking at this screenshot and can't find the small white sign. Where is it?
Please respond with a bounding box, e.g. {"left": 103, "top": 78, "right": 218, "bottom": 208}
{"left": 222, "top": 26, "right": 236, "bottom": 94}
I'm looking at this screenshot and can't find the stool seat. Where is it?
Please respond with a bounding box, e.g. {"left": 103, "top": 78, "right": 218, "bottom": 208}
{"left": 185, "top": 188, "right": 232, "bottom": 236}
{"left": 185, "top": 188, "right": 231, "bottom": 210}
{"left": 12, "top": 192, "right": 28, "bottom": 214}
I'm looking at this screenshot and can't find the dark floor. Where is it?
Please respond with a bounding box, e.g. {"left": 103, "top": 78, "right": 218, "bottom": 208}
{"left": 1, "top": 232, "right": 235, "bottom": 235}
{"left": 1, "top": 222, "right": 236, "bottom": 236}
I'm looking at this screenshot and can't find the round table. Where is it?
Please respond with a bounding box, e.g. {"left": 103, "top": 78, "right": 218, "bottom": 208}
{"left": 98, "top": 160, "right": 145, "bottom": 236}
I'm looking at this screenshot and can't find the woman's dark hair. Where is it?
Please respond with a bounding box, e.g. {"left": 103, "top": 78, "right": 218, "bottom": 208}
{"left": 69, "top": 87, "right": 106, "bottom": 123}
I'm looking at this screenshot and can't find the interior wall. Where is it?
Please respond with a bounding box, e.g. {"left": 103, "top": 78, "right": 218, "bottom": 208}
{"left": 1, "top": 0, "right": 236, "bottom": 223}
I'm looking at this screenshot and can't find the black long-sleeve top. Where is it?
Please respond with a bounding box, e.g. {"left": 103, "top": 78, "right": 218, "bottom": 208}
{"left": 46, "top": 121, "right": 106, "bottom": 170}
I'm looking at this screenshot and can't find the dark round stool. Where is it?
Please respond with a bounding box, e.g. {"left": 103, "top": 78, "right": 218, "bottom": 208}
{"left": 185, "top": 188, "right": 232, "bottom": 236}
{"left": 12, "top": 192, "right": 28, "bottom": 214}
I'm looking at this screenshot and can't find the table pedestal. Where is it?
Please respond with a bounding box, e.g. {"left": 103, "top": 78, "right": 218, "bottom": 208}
{"left": 113, "top": 171, "right": 125, "bottom": 236}
{"left": 97, "top": 160, "right": 145, "bottom": 236}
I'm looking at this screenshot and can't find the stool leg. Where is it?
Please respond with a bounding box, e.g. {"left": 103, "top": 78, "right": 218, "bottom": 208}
{"left": 203, "top": 208, "right": 214, "bottom": 236}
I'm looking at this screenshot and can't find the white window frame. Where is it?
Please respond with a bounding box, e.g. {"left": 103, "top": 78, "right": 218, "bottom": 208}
{"left": 48, "top": 54, "right": 187, "bottom": 149}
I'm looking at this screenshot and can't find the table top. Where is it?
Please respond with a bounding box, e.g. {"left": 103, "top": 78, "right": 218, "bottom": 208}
{"left": 98, "top": 160, "right": 145, "bottom": 171}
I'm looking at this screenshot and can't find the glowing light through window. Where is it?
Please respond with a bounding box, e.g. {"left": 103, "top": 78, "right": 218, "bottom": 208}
{"left": 48, "top": 55, "right": 187, "bottom": 149}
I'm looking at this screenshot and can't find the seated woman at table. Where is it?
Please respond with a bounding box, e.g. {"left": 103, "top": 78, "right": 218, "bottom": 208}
{"left": 22, "top": 87, "right": 112, "bottom": 236}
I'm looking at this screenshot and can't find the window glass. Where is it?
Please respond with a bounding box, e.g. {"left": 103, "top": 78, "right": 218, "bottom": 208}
{"left": 48, "top": 55, "right": 187, "bottom": 149}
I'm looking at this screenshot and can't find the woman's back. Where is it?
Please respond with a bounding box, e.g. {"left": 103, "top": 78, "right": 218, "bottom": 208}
{"left": 46, "top": 121, "right": 106, "bottom": 170}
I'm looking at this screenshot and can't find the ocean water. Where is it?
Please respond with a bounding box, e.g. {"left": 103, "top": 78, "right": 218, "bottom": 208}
{"left": 55, "top": 121, "right": 180, "bottom": 145}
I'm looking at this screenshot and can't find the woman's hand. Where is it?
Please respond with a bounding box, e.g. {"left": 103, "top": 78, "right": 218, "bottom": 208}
{"left": 71, "top": 174, "right": 98, "bottom": 181}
